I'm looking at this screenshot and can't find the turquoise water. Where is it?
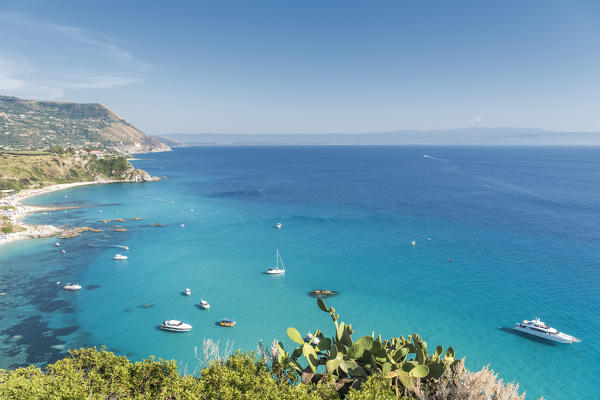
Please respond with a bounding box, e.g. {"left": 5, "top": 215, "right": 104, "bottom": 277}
{"left": 1, "top": 146, "right": 599, "bottom": 399}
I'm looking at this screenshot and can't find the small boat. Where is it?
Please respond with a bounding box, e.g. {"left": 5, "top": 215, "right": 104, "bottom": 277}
{"left": 113, "top": 254, "right": 128, "bottom": 260}
{"left": 424, "top": 154, "right": 431, "bottom": 158}
{"left": 266, "top": 249, "right": 285, "bottom": 274}
{"left": 55, "top": 242, "right": 60, "bottom": 247}
{"left": 199, "top": 299, "right": 210, "bottom": 309}
{"left": 304, "top": 333, "right": 320, "bottom": 346}
{"left": 513, "top": 318, "right": 580, "bottom": 343}
{"left": 185, "top": 288, "right": 191, "bottom": 296}
{"left": 98, "top": 210, "right": 103, "bottom": 213}
{"left": 161, "top": 320, "right": 192, "bottom": 332}
{"left": 275, "top": 222, "right": 282, "bottom": 229}
{"left": 411, "top": 241, "right": 416, "bottom": 246}
{"left": 61, "top": 249, "right": 67, "bottom": 254}
{"left": 117, "top": 245, "right": 129, "bottom": 250}
{"left": 63, "top": 283, "right": 82, "bottom": 291}
{"left": 220, "top": 318, "right": 236, "bottom": 327}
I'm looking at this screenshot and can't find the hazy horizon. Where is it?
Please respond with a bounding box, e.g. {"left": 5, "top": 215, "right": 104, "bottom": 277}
{"left": 159, "top": 127, "right": 600, "bottom": 146}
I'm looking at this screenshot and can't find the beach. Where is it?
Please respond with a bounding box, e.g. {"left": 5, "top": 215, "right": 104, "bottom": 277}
{"left": 0, "top": 180, "right": 122, "bottom": 245}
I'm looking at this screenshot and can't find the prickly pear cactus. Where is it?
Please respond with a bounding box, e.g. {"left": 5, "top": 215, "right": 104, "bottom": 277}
{"left": 276, "top": 298, "right": 459, "bottom": 396}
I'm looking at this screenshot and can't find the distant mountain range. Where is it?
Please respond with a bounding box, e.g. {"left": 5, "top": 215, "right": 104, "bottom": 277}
{"left": 0, "top": 95, "right": 170, "bottom": 153}
{"left": 162, "top": 128, "right": 600, "bottom": 146}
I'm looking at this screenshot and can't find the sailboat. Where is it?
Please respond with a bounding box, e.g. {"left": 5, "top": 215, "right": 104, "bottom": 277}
{"left": 266, "top": 249, "right": 285, "bottom": 274}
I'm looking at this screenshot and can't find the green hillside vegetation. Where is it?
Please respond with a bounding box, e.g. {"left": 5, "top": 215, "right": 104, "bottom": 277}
{"left": 0, "top": 151, "right": 140, "bottom": 191}
{"left": 0, "top": 301, "right": 534, "bottom": 399}
{"left": 0, "top": 95, "right": 169, "bottom": 153}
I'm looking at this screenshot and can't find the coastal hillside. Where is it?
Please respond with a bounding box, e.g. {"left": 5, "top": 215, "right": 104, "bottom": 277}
{"left": 0, "top": 150, "right": 157, "bottom": 192}
{"left": 0, "top": 95, "right": 170, "bottom": 153}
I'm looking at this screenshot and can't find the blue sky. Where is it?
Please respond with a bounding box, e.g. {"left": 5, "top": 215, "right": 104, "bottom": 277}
{"left": 0, "top": 1, "right": 599, "bottom": 134}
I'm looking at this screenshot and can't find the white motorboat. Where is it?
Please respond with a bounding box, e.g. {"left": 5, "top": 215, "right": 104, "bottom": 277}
{"left": 275, "top": 222, "right": 282, "bottom": 229}
{"left": 113, "top": 254, "right": 128, "bottom": 260}
{"left": 199, "top": 299, "right": 210, "bottom": 309}
{"left": 266, "top": 249, "right": 285, "bottom": 274}
{"left": 61, "top": 249, "right": 67, "bottom": 254}
{"left": 513, "top": 318, "right": 580, "bottom": 343}
{"left": 161, "top": 320, "right": 192, "bottom": 332}
{"left": 63, "top": 283, "right": 82, "bottom": 291}
{"left": 55, "top": 242, "right": 60, "bottom": 247}
{"left": 185, "top": 288, "right": 191, "bottom": 296}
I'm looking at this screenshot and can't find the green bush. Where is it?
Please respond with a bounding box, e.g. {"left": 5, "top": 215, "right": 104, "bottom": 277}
{"left": 0, "top": 304, "right": 533, "bottom": 400}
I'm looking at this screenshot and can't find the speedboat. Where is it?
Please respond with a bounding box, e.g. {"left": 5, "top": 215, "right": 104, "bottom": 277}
{"left": 220, "top": 318, "right": 236, "bottom": 327}
{"left": 61, "top": 249, "right": 67, "bottom": 254}
{"left": 185, "top": 288, "right": 191, "bottom": 296}
{"left": 113, "top": 254, "right": 128, "bottom": 260}
{"left": 55, "top": 242, "right": 60, "bottom": 247}
{"left": 63, "top": 283, "right": 82, "bottom": 291}
{"left": 266, "top": 249, "right": 285, "bottom": 274}
{"left": 513, "top": 318, "right": 581, "bottom": 343}
{"left": 199, "top": 299, "right": 210, "bottom": 309}
{"left": 275, "top": 222, "right": 282, "bottom": 229}
{"left": 161, "top": 320, "right": 192, "bottom": 332}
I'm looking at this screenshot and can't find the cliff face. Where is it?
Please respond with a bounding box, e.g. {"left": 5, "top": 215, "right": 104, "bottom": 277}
{"left": 0, "top": 95, "right": 170, "bottom": 153}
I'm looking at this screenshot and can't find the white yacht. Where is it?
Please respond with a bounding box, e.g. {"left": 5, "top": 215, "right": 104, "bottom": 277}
{"left": 275, "top": 222, "right": 282, "bottom": 229}
{"left": 161, "top": 320, "right": 192, "bottom": 332}
{"left": 63, "top": 283, "right": 82, "bottom": 291}
{"left": 199, "top": 299, "right": 210, "bottom": 309}
{"left": 61, "top": 249, "right": 67, "bottom": 254}
{"left": 513, "top": 318, "right": 580, "bottom": 343}
{"left": 55, "top": 242, "right": 60, "bottom": 247}
{"left": 266, "top": 249, "right": 285, "bottom": 274}
{"left": 185, "top": 288, "right": 191, "bottom": 296}
{"left": 113, "top": 254, "right": 128, "bottom": 260}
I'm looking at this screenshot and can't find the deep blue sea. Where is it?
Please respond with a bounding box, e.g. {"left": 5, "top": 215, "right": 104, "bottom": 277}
{"left": 1, "top": 146, "right": 599, "bottom": 399}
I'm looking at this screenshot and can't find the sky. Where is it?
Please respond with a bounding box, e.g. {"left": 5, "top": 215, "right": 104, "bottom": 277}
{"left": 0, "top": 1, "right": 599, "bottom": 134}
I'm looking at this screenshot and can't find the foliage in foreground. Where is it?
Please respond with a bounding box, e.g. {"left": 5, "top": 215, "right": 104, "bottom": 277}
{"left": 0, "top": 301, "right": 538, "bottom": 399}
{"left": 278, "top": 299, "right": 534, "bottom": 399}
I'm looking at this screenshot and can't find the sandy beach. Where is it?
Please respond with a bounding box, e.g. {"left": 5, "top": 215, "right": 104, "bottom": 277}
{"left": 0, "top": 180, "right": 120, "bottom": 245}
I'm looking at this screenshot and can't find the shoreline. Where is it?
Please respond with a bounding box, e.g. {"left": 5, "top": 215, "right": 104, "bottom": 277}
{"left": 0, "top": 179, "right": 126, "bottom": 245}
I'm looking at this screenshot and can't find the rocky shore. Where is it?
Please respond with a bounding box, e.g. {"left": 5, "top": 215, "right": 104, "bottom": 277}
{"left": 0, "top": 176, "right": 159, "bottom": 245}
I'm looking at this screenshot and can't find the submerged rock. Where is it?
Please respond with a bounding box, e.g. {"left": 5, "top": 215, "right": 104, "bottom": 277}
{"left": 58, "top": 226, "right": 102, "bottom": 239}
{"left": 308, "top": 290, "right": 339, "bottom": 298}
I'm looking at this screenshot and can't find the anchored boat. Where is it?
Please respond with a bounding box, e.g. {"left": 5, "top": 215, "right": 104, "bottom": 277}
{"left": 63, "top": 283, "right": 82, "bottom": 291}
{"left": 219, "top": 318, "right": 236, "bottom": 327}
{"left": 161, "top": 320, "right": 192, "bottom": 332}
{"left": 266, "top": 249, "right": 285, "bottom": 274}
{"left": 199, "top": 299, "right": 210, "bottom": 309}
{"left": 513, "top": 318, "right": 580, "bottom": 343}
